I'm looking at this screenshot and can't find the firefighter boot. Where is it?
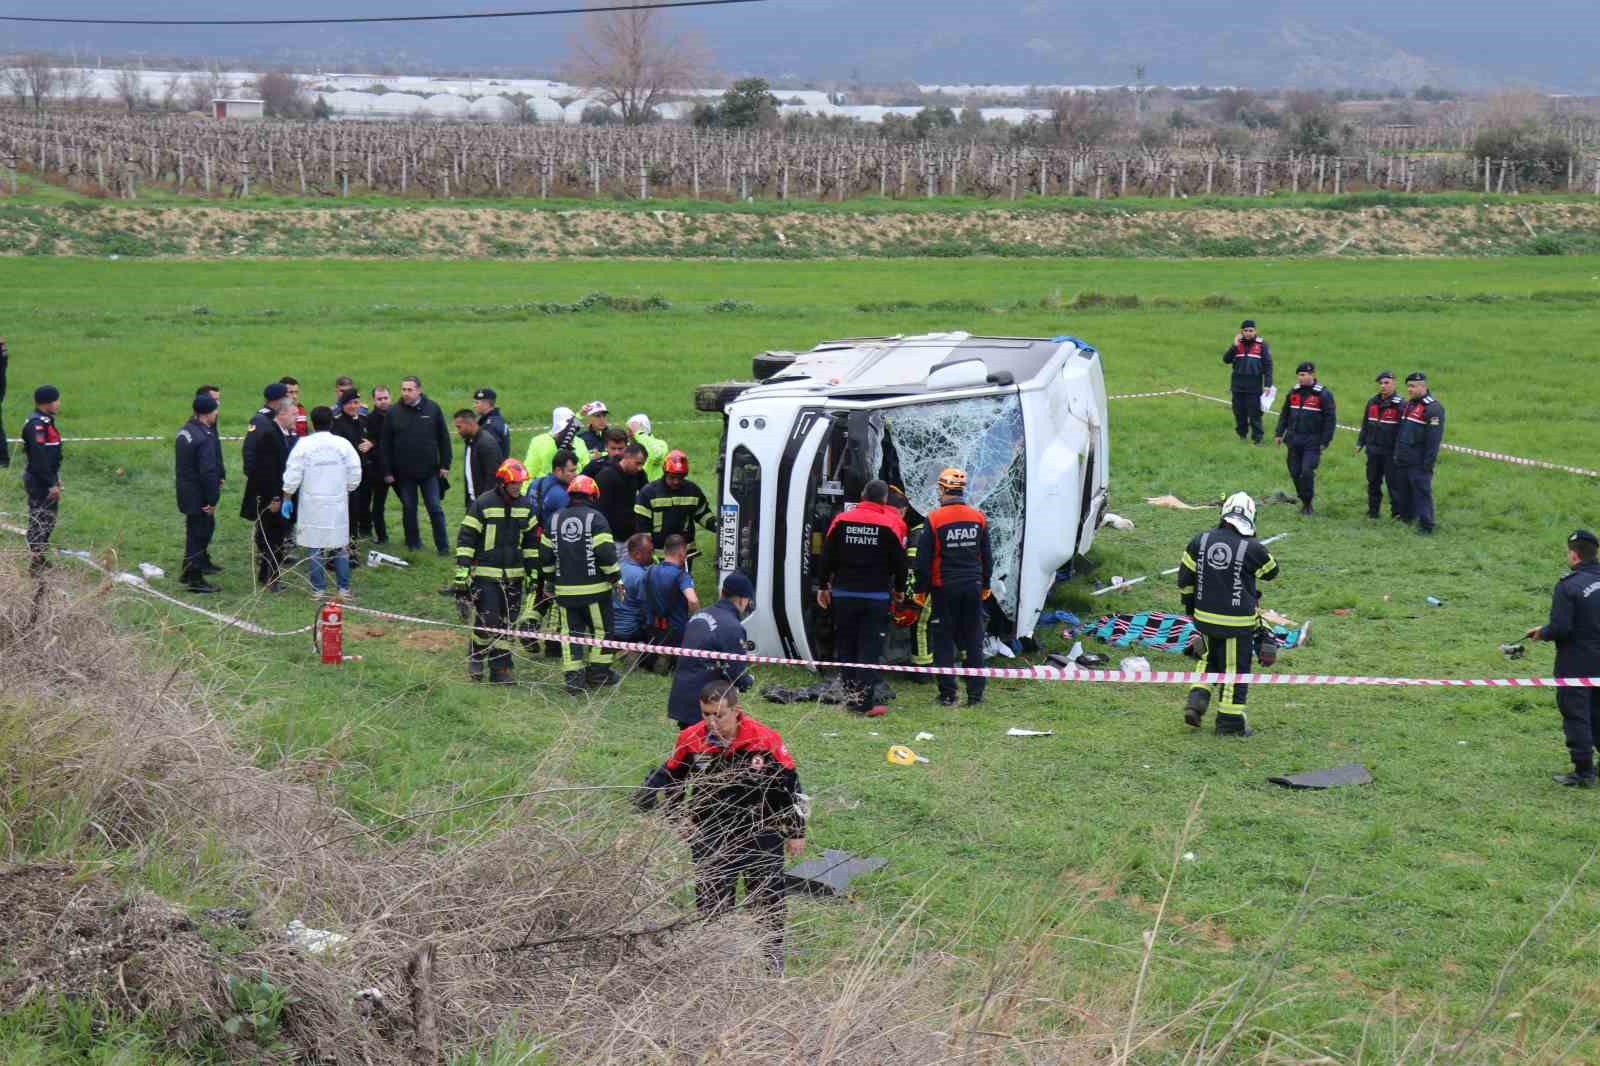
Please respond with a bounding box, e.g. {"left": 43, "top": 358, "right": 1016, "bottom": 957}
{"left": 587, "top": 665, "right": 623, "bottom": 688}
{"left": 489, "top": 662, "right": 515, "bottom": 686}
{"left": 467, "top": 651, "right": 484, "bottom": 682}
{"left": 1214, "top": 712, "right": 1254, "bottom": 737}
{"left": 564, "top": 671, "right": 589, "bottom": 696}
{"left": 1183, "top": 687, "right": 1210, "bottom": 728}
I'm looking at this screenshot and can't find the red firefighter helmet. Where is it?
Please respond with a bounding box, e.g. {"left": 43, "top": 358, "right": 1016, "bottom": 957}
{"left": 494, "top": 458, "right": 529, "bottom": 487}
{"left": 568, "top": 474, "right": 599, "bottom": 498}
{"left": 664, "top": 450, "right": 690, "bottom": 476}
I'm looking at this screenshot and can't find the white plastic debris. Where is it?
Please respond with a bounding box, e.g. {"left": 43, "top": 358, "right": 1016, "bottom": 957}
{"left": 1260, "top": 386, "right": 1278, "bottom": 412}
{"left": 915, "top": 731, "right": 936, "bottom": 742}
{"left": 112, "top": 572, "right": 146, "bottom": 587}
{"left": 1006, "top": 727, "right": 1054, "bottom": 737}
{"left": 1182, "top": 851, "right": 1197, "bottom": 862}
{"left": 1067, "top": 641, "right": 1085, "bottom": 661}
{"left": 1100, "top": 512, "right": 1136, "bottom": 531}
{"left": 983, "top": 636, "right": 1016, "bottom": 658}
{"left": 138, "top": 562, "right": 165, "bottom": 579}
{"left": 822, "top": 732, "right": 841, "bottom": 738}
{"left": 366, "top": 549, "right": 410, "bottom": 569}
{"left": 286, "top": 919, "right": 349, "bottom": 955}
{"left": 59, "top": 549, "right": 93, "bottom": 560}
{"left": 1119, "top": 656, "right": 1152, "bottom": 673}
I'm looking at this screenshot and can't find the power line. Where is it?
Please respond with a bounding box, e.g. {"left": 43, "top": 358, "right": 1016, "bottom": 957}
{"left": 0, "top": 0, "right": 763, "bottom": 26}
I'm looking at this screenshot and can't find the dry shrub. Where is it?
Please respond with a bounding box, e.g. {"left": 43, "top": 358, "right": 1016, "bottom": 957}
{"left": 0, "top": 557, "right": 1129, "bottom": 1064}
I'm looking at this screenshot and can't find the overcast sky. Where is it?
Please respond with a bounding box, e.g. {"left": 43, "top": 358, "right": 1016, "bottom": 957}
{"left": 2, "top": 0, "right": 1594, "bottom": 90}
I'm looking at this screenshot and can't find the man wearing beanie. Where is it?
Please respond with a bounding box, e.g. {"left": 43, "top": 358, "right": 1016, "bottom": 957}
{"left": 175, "top": 392, "right": 223, "bottom": 593}
{"left": 1222, "top": 319, "right": 1274, "bottom": 445}
{"left": 21, "top": 384, "right": 63, "bottom": 576}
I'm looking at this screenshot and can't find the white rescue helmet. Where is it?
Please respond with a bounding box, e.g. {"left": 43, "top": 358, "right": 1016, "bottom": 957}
{"left": 550, "top": 405, "right": 576, "bottom": 435}
{"left": 1221, "top": 492, "right": 1256, "bottom": 537}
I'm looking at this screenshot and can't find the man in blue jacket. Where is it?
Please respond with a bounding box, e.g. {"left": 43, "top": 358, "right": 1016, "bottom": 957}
{"left": 667, "top": 574, "right": 756, "bottom": 727}
{"left": 175, "top": 393, "right": 223, "bottom": 594}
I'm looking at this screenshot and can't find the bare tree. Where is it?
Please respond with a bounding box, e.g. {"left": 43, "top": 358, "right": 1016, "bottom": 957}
{"left": 10, "top": 54, "right": 59, "bottom": 112}
{"left": 1045, "top": 91, "right": 1116, "bottom": 149}
{"left": 253, "top": 70, "right": 311, "bottom": 119}
{"left": 183, "top": 66, "right": 232, "bottom": 114}
{"left": 563, "top": 7, "right": 709, "bottom": 125}
{"left": 160, "top": 74, "right": 184, "bottom": 112}
{"left": 54, "top": 65, "right": 93, "bottom": 108}
{"left": 113, "top": 66, "right": 150, "bottom": 114}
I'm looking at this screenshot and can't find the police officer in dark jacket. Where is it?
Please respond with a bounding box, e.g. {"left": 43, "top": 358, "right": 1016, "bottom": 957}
{"left": 379, "top": 375, "right": 453, "bottom": 555}
{"left": 914, "top": 468, "right": 994, "bottom": 708}
{"left": 1178, "top": 492, "right": 1280, "bottom": 737}
{"left": 1391, "top": 371, "right": 1446, "bottom": 535}
{"left": 539, "top": 474, "right": 623, "bottom": 694}
{"left": 1526, "top": 529, "right": 1600, "bottom": 787}
{"left": 21, "top": 384, "right": 63, "bottom": 576}
{"left": 1274, "top": 361, "right": 1337, "bottom": 516}
{"left": 634, "top": 680, "right": 806, "bottom": 973}
{"left": 473, "top": 387, "right": 511, "bottom": 460}
{"left": 816, "top": 480, "right": 908, "bottom": 716}
{"left": 1355, "top": 370, "right": 1405, "bottom": 519}
{"left": 667, "top": 574, "right": 757, "bottom": 726}
{"left": 1223, "top": 319, "right": 1273, "bottom": 444}
{"left": 175, "top": 393, "right": 223, "bottom": 594}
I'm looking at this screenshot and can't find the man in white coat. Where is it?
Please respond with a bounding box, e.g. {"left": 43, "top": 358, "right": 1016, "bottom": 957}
{"left": 282, "top": 405, "right": 364, "bottom": 600}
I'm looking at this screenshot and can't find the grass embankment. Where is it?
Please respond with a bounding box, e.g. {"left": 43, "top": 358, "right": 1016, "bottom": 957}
{"left": 3, "top": 255, "right": 1600, "bottom": 1062}
{"left": 5, "top": 173, "right": 1600, "bottom": 257}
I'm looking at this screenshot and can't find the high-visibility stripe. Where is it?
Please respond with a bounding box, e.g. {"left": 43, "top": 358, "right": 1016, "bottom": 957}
{"left": 557, "top": 581, "right": 612, "bottom": 596}
{"left": 484, "top": 524, "right": 498, "bottom": 552}
{"left": 588, "top": 601, "right": 613, "bottom": 665}
{"left": 600, "top": 563, "right": 620, "bottom": 577}
{"left": 455, "top": 547, "right": 475, "bottom": 559}
{"left": 1181, "top": 551, "right": 1196, "bottom": 570}
{"left": 1258, "top": 555, "right": 1279, "bottom": 579}
{"left": 1193, "top": 608, "right": 1257, "bottom": 629}
{"left": 460, "top": 514, "right": 484, "bottom": 532}
{"left": 634, "top": 502, "right": 653, "bottom": 519}
{"left": 471, "top": 566, "right": 527, "bottom": 579}
{"left": 648, "top": 496, "right": 703, "bottom": 509}
{"left": 482, "top": 507, "right": 506, "bottom": 519}
{"left": 592, "top": 532, "right": 615, "bottom": 548}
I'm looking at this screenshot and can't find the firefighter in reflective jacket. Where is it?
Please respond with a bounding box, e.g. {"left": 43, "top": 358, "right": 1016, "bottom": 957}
{"left": 634, "top": 680, "right": 806, "bottom": 973}
{"left": 540, "top": 474, "right": 623, "bottom": 694}
{"left": 815, "top": 479, "right": 908, "bottom": 716}
{"left": 1391, "top": 371, "right": 1446, "bottom": 535}
{"left": 634, "top": 450, "right": 715, "bottom": 574}
{"left": 1177, "top": 492, "right": 1280, "bottom": 737}
{"left": 454, "top": 459, "right": 539, "bottom": 685}
{"left": 1354, "top": 369, "right": 1405, "bottom": 519}
{"left": 914, "top": 468, "right": 994, "bottom": 708}
{"left": 1273, "top": 360, "right": 1336, "bottom": 516}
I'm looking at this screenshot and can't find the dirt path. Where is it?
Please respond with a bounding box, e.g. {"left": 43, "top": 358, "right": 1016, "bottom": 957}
{"left": 2, "top": 200, "right": 1597, "bottom": 258}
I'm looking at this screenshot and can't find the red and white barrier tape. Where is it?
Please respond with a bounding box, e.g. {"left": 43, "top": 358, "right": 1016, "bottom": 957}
{"left": 336, "top": 602, "right": 1600, "bottom": 690}
{"left": 1175, "top": 388, "right": 1599, "bottom": 478}
{"left": 1108, "top": 389, "right": 1184, "bottom": 401}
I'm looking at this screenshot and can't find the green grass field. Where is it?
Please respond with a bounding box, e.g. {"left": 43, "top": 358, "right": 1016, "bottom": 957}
{"left": 4, "top": 254, "right": 1600, "bottom": 1061}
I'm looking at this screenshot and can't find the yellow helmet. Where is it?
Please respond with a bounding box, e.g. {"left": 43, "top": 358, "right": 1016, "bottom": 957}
{"left": 937, "top": 467, "right": 967, "bottom": 494}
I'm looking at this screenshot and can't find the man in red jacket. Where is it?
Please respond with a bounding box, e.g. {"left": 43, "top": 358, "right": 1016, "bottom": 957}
{"left": 634, "top": 681, "right": 807, "bottom": 972}
{"left": 815, "top": 479, "right": 908, "bottom": 716}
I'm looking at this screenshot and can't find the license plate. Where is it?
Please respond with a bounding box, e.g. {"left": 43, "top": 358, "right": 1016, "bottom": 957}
{"left": 718, "top": 504, "right": 739, "bottom": 572}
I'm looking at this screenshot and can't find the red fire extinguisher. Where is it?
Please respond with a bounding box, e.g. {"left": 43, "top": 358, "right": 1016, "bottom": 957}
{"left": 314, "top": 601, "right": 343, "bottom": 664}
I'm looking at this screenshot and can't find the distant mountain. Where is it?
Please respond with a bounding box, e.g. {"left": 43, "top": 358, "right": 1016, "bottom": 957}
{"left": 1, "top": 0, "right": 1593, "bottom": 92}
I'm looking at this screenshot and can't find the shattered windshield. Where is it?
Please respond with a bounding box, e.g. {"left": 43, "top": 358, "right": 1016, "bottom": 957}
{"left": 884, "top": 394, "right": 1026, "bottom": 618}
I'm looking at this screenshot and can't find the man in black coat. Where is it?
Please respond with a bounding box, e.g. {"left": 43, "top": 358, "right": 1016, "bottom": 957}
{"left": 331, "top": 389, "right": 374, "bottom": 542}
{"left": 366, "top": 386, "right": 391, "bottom": 543}
{"left": 379, "top": 375, "right": 453, "bottom": 555}
{"left": 241, "top": 393, "right": 295, "bottom": 589}
{"left": 453, "top": 408, "right": 506, "bottom": 504}
{"left": 594, "top": 442, "right": 648, "bottom": 540}
{"left": 667, "top": 574, "right": 757, "bottom": 727}
{"left": 175, "top": 393, "right": 223, "bottom": 593}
